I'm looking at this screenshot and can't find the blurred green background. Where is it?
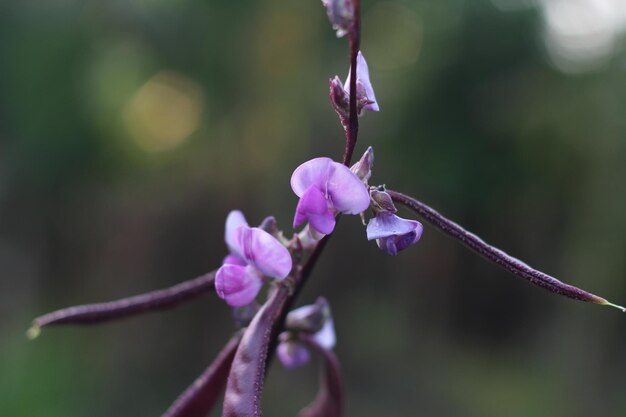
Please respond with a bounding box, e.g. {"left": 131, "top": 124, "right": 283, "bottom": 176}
{"left": 2, "top": 0, "right": 626, "bottom": 416}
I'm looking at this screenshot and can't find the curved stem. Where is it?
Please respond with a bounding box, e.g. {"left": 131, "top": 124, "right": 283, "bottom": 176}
{"left": 387, "top": 189, "right": 624, "bottom": 310}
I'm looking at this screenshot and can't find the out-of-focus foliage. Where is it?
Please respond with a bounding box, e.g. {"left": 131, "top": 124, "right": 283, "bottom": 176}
{"left": 1, "top": 0, "right": 626, "bottom": 416}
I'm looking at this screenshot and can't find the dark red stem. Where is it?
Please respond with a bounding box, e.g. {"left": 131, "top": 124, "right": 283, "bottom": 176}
{"left": 342, "top": 0, "right": 361, "bottom": 167}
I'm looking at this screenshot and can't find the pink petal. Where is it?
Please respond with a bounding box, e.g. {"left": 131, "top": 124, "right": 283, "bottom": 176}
{"left": 294, "top": 185, "right": 336, "bottom": 235}
{"left": 215, "top": 264, "right": 263, "bottom": 307}
{"left": 326, "top": 162, "right": 370, "bottom": 214}
{"left": 225, "top": 210, "right": 248, "bottom": 258}
{"left": 238, "top": 226, "right": 292, "bottom": 279}
{"left": 366, "top": 212, "right": 420, "bottom": 240}
{"left": 223, "top": 254, "right": 246, "bottom": 266}
{"left": 291, "top": 157, "right": 334, "bottom": 197}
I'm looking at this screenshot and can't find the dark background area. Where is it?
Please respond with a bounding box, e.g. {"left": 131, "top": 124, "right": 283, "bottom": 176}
{"left": 2, "top": 0, "right": 626, "bottom": 416}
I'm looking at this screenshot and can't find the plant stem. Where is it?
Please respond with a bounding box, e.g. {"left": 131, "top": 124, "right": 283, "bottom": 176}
{"left": 342, "top": 0, "right": 361, "bottom": 167}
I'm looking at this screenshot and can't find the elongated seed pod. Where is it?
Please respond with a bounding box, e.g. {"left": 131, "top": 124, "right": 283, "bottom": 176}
{"left": 222, "top": 285, "right": 290, "bottom": 417}
{"left": 162, "top": 335, "right": 240, "bottom": 417}
{"left": 387, "top": 189, "right": 624, "bottom": 311}
{"left": 298, "top": 338, "right": 344, "bottom": 417}
{"left": 28, "top": 270, "right": 216, "bottom": 338}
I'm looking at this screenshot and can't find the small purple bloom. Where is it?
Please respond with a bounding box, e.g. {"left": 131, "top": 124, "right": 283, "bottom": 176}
{"left": 215, "top": 210, "right": 292, "bottom": 307}
{"left": 366, "top": 212, "right": 423, "bottom": 256}
{"left": 291, "top": 157, "right": 370, "bottom": 235}
{"left": 277, "top": 338, "right": 312, "bottom": 369}
{"left": 345, "top": 51, "right": 379, "bottom": 114}
{"left": 321, "top": 0, "right": 354, "bottom": 38}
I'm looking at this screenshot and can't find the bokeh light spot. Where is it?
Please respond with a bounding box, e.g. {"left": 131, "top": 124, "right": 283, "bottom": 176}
{"left": 123, "top": 71, "right": 204, "bottom": 152}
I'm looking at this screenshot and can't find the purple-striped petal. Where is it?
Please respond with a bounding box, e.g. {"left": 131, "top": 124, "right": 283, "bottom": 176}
{"left": 238, "top": 226, "right": 292, "bottom": 279}
{"left": 215, "top": 264, "right": 263, "bottom": 307}
{"left": 366, "top": 212, "right": 420, "bottom": 240}
{"left": 225, "top": 210, "right": 248, "bottom": 258}
{"left": 294, "top": 186, "right": 336, "bottom": 235}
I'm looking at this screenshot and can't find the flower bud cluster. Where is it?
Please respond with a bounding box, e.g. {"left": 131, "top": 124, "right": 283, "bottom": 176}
{"left": 277, "top": 297, "right": 336, "bottom": 369}
{"left": 321, "top": 0, "right": 354, "bottom": 38}
{"left": 330, "top": 51, "right": 379, "bottom": 128}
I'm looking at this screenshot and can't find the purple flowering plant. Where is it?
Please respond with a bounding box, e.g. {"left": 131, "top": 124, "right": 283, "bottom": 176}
{"left": 28, "top": 1, "right": 625, "bottom": 416}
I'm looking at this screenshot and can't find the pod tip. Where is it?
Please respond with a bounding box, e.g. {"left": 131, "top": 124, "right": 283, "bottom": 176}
{"left": 600, "top": 300, "right": 626, "bottom": 312}
{"left": 26, "top": 325, "right": 41, "bottom": 340}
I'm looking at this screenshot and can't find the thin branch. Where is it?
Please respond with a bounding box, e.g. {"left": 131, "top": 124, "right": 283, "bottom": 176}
{"left": 387, "top": 189, "right": 625, "bottom": 310}
{"left": 29, "top": 270, "right": 217, "bottom": 338}
{"left": 342, "top": 0, "right": 361, "bottom": 167}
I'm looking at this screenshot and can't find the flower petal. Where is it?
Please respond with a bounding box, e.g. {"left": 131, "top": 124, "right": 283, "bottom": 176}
{"left": 366, "top": 212, "right": 420, "bottom": 240}
{"left": 291, "top": 157, "right": 334, "bottom": 197}
{"left": 215, "top": 264, "right": 263, "bottom": 307}
{"left": 223, "top": 254, "right": 247, "bottom": 266}
{"left": 313, "top": 318, "right": 336, "bottom": 350}
{"left": 294, "top": 186, "right": 336, "bottom": 235}
{"left": 344, "top": 51, "right": 379, "bottom": 112}
{"left": 225, "top": 210, "right": 248, "bottom": 258}
{"left": 377, "top": 237, "right": 398, "bottom": 256}
{"left": 395, "top": 228, "right": 422, "bottom": 252}
{"left": 277, "top": 339, "right": 311, "bottom": 369}
{"left": 238, "top": 226, "right": 292, "bottom": 279}
{"left": 326, "top": 162, "right": 370, "bottom": 214}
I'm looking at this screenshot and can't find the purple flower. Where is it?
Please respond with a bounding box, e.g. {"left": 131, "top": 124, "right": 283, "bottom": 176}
{"left": 215, "top": 211, "right": 292, "bottom": 307}
{"left": 277, "top": 299, "right": 336, "bottom": 369}
{"left": 345, "top": 51, "right": 379, "bottom": 114}
{"left": 366, "top": 212, "right": 423, "bottom": 256}
{"left": 321, "top": 0, "right": 354, "bottom": 38}
{"left": 291, "top": 157, "right": 370, "bottom": 235}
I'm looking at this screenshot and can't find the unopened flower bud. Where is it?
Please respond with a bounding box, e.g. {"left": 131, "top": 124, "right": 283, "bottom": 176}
{"left": 351, "top": 146, "right": 374, "bottom": 183}
{"left": 277, "top": 337, "right": 311, "bottom": 369}
{"left": 321, "top": 0, "right": 354, "bottom": 38}
{"left": 370, "top": 188, "right": 397, "bottom": 213}
{"left": 345, "top": 52, "right": 379, "bottom": 115}
{"left": 329, "top": 76, "right": 349, "bottom": 122}
{"left": 285, "top": 296, "right": 329, "bottom": 333}
{"left": 258, "top": 216, "right": 278, "bottom": 235}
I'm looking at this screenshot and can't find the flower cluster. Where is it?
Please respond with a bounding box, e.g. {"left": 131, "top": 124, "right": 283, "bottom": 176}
{"left": 215, "top": 211, "right": 292, "bottom": 307}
